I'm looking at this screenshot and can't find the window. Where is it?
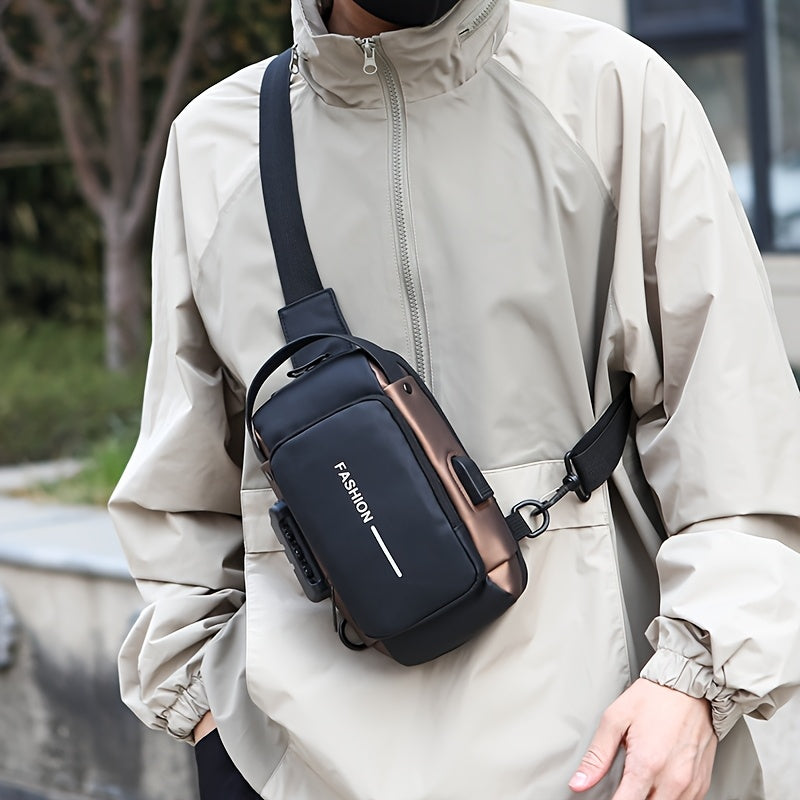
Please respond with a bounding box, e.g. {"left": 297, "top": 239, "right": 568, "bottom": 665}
{"left": 630, "top": 0, "right": 800, "bottom": 251}
{"left": 669, "top": 49, "right": 755, "bottom": 220}
{"left": 630, "top": 0, "right": 748, "bottom": 37}
{"left": 766, "top": 0, "right": 800, "bottom": 248}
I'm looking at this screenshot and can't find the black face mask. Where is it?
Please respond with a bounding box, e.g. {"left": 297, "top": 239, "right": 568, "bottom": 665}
{"left": 352, "top": 0, "right": 461, "bottom": 27}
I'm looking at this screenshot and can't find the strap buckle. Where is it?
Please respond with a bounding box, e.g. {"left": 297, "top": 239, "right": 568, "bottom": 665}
{"left": 287, "top": 351, "right": 331, "bottom": 378}
{"left": 563, "top": 450, "right": 591, "bottom": 503}
{"left": 507, "top": 464, "right": 589, "bottom": 540}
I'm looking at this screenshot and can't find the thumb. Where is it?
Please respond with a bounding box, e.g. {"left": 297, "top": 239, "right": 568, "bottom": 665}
{"left": 569, "top": 712, "right": 626, "bottom": 793}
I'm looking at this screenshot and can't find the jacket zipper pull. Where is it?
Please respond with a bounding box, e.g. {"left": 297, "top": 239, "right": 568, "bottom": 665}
{"left": 356, "top": 37, "right": 378, "bottom": 75}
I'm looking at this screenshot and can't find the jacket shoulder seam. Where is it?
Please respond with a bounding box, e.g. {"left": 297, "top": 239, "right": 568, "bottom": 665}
{"left": 486, "top": 57, "right": 618, "bottom": 214}
{"left": 194, "top": 163, "right": 261, "bottom": 283}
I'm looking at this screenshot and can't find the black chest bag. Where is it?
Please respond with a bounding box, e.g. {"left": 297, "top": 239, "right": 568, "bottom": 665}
{"left": 245, "top": 49, "right": 633, "bottom": 666}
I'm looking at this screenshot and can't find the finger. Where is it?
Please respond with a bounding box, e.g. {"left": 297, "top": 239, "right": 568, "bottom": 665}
{"left": 569, "top": 711, "right": 628, "bottom": 792}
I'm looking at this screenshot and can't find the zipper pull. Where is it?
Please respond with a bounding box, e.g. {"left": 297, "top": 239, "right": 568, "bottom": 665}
{"left": 289, "top": 44, "right": 300, "bottom": 75}
{"left": 356, "top": 37, "right": 378, "bottom": 75}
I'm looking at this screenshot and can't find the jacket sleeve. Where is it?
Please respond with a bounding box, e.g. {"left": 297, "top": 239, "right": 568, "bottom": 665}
{"left": 109, "top": 125, "right": 246, "bottom": 741}
{"left": 602, "top": 52, "right": 800, "bottom": 740}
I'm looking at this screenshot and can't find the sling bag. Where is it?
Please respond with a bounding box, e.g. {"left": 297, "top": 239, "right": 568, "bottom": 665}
{"left": 245, "top": 49, "right": 633, "bottom": 666}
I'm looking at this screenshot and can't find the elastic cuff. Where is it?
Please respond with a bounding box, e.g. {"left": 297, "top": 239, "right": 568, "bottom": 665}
{"left": 158, "top": 671, "right": 210, "bottom": 741}
{"left": 640, "top": 648, "right": 743, "bottom": 740}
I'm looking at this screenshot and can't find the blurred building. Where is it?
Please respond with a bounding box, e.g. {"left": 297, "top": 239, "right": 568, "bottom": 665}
{"left": 530, "top": 0, "right": 800, "bottom": 365}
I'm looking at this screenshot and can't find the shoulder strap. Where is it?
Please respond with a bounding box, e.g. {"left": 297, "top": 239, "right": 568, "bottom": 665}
{"left": 260, "top": 49, "right": 350, "bottom": 365}
{"left": 257, "top": 49, "right": 633, "bottom": 518}
{"left": 259, "top": 48, "right": 322, "bottom": 304}
{"left": 567, "top": 380, "right": 632, "bottom": 497}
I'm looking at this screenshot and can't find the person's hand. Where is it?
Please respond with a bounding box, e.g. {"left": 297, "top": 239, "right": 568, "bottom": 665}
{"left": 193, "top": 711, "right": 218, "bottom": 743}
{"left": 569, "top": 678, "right": 717, "bottom": 799}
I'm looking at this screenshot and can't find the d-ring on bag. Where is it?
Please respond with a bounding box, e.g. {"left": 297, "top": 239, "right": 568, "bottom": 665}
{"left": 246, "top": 50, "right": 632, "bottom": 666}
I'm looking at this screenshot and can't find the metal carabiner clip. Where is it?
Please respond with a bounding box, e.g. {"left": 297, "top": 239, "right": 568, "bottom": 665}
{"left": 510, "top": 470, "right": 586, "bottom": 539}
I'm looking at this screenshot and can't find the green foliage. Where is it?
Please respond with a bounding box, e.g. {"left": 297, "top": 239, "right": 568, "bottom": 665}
{"left": 0, "top": 75, "right": 103, "bottom": 321}
{"left": 0, "top": 1, "right": 292, "bottom": 479}
{"left": 0, "top": 245, "right": 103, "bottom": 324}
{"left": 0, "top": 0, "right": 292, "bottom": 325}
{"left": 203, "top": 0, "right": 293, "bottom": 69}
{"left": 0, "top": 320, "right": 145, "bottom": 464}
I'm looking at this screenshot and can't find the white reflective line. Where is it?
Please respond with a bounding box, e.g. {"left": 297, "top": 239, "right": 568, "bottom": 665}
{"left": 371, "top": 525, "right": 403, "bottom": 578}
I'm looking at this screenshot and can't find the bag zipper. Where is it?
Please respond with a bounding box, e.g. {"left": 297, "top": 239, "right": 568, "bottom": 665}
{"left": 356, "top": 36, "right": 430, "bottom": 386}
{"left": 457, "top": 0, "right": 500, "bottom": 40}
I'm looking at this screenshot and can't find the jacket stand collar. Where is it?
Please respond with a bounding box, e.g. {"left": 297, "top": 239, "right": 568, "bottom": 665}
{"left": 291, "top": 0, "right": 510, "bottom": 108}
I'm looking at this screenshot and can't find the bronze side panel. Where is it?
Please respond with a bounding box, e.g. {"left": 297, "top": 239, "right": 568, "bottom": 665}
{"left": 384, "top": 376, "right": 520, "bottom": 585}
{"left": 487, "top": 560, "right": 525, "bottom": 597}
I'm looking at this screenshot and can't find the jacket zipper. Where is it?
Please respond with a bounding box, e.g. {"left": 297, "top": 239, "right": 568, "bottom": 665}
{"left": 457, "top": 0, "right": 500, "bottom": 40}
{"left": 356, "top": 37, "right": 430, "bottom": 385}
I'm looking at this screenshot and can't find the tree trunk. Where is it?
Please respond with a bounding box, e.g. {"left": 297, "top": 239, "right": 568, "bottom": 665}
{"left": 103, "top": 229, "right": 143, "bottom": 371}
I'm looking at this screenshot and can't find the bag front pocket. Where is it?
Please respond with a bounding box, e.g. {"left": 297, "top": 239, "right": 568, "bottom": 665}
{"left": 270, "top": 399, "right": 479, "bottom": 639}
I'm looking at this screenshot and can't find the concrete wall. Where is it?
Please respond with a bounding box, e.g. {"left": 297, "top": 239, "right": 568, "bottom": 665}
{"left": 0, "top": 493, "right": 200, "bottom": 800}
{"left": 0, "top": 563, "right": 198, "bottom": 800}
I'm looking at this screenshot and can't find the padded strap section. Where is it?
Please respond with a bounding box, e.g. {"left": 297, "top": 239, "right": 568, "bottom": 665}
{"left": 279, "top": 289, "right": 353, "bottom": 368}
{"left": 567, "top": 376, "right": 633, "bottom": 495}
{"left": 279, "top": 289, "right": 350, "bottom": 344}
{"left": 259, "top": 49, "right": 324, "bottom": 305}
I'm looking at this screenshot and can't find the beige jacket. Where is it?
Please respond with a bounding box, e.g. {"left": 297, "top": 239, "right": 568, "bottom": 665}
{"left": 110, "top": 1, "right": 800, "bottom": 797}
